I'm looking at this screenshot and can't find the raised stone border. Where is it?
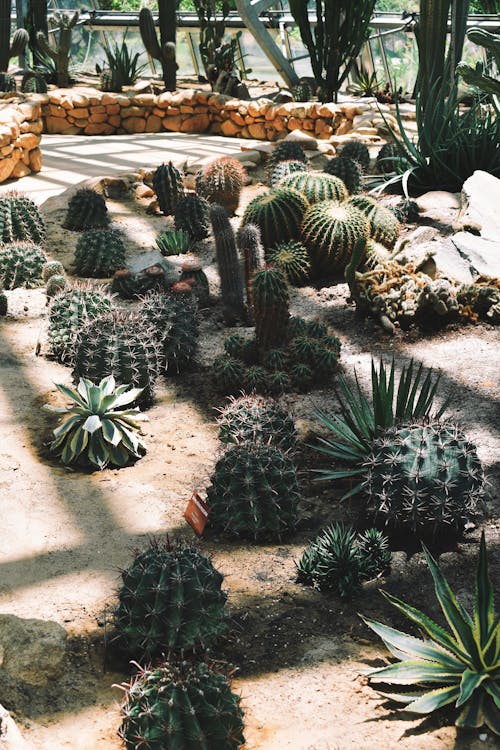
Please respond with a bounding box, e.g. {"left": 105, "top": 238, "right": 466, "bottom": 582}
{"left": 0, "top": 98, "right": 43, "bottom": 183}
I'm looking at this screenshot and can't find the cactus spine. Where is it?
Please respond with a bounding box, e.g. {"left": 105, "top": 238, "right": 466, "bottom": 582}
{"left": 74, "top": 228, "right": 126, "bottom": 278}
{"left": 340, "top": 141, "right": 371, "bottom": 172}
{"left": 301, "top": 201, "right": 371, "bottom": 275}
{"left": 267, "top": 240, "right": 311, "bottom": 285}
{"left": 63, "top": 189, "right": 108, "bottom": 231}
{"left": 36, "top": 11, "right": 79, "bottom": 88}
{"left": 0, "top": 242, "right": 46, "bottom": 288}
{"left": 196, "top": 156, "right": 246, "bottom": 215}
{"left": 324, "top": 157, "right": 363, "bottom": 195}
{"left": 174, "top": 194, "right": 210, "bottom": 241}
{"left": 252, "top": 267, "right": 290, "bottom": 351}
{"left": 277, "top": 172, "right": 348, "bottom": 204}
{"left": 139, "top": 0, "right": 176, "bottom": 91}
{"left": 241, "top": 188, "right": 309, "bottom": 250}
{"left": 152, "top": 162, "right": 185, "bottom": 216}
{"left": 236, "top": 223, "right": 265, "bottom": 324}
{"left": 347, "top": 195, "right": 401, "bottom": 249}
{"left": 0, "top": 191, "right": 46, "bottom": 245}
{"left": 211, "top": 204, "right": 246, "bottom": 324}
{"left": 0, "top": 0, "right": 28, "bottom": 72}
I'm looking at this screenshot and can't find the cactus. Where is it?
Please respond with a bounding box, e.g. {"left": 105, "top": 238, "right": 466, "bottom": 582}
{"left": 277, "top": 172, "right": 348, "bottom": 205}
{"left": 156, "top": 228, "right": 191, "bottom": 255}
{"left": 115, "top": 539, "right": 227, "bottom": 660}
{"left": 42, "top": 260, "right": 65, "bottom": 282}
{"left": 267, "top": 240, "right": 311, "bottom": 285}
{"left": 47, "top": 282, "right": 113, "bottom": 363}
{"left": 362, "top": 239, "right": 391, "bottom": 270}
{"left": 291, "top": 81, "right": 313, "bottom": 101}
{"left": 347, "top": 195, "right": 401, "bottom": 249}
{"left": 110, "top": 266, "right": 168, "bottom": 300}
{"left": 196, "top": 157, "right": 246, "bottom": 215}
{"left": 0, "top": 241, "right": 46, "bottom": 289}
{"left": 72, "top": 310, "right": 161, "bottom": 408}
{"left": 174, "top": 194, "right": 210, "bottom": 241}
{"left": 212, "top": 354, "right": 245, "bottom": 394}
{"left": 236, "top": 223, "right": 264, "bottom": 324}
{"left": 324, "top": 156, "right": 363, "bottom": 195}
{"left": 364, "top": 421, "right": 485, "bottom": 537}
{"left": 217, "top": 394, "right": 297, "bottom": 451}
{"left": 243, "top": 364, "right": 269, "bottom": 393}
{"left": 74, "top": 227, "right": 126, "bottom": 278}
{"left": 457, "top": 28, "right": 500, "bottom": 98}
{"left": 0, "top": 72, "right": 16, "bottom": 91}
{"left": 340, "top": 141, "right": 370, "bottom": 172}
{"left": 211, "top": 204, "right": 246, "bottom": 325}
{"left": 252, "top": 267, "right": 290, "bottom": 351}
{"left": 139, "top": 1, "right": 177, "bottom": 91}
{"left": 206, "top": 443, "right": 301, "bottom": 540}
{"left": 0, "top": 4, "right": 28, "bottom": 72}
{"left": 376, "top": 141, "right": 409, "bottom": 174}
{"left": 269, "top": 158, "right": 309, "bottom": 188}
{"left": 20, "top": 70, "right": 47, "bottom": 93}
{"left": 63, "top": 188, "right": 108, "bottom": 231}
{"left": 241, "top": 188, "right": 309, "bottom": 251}
{"left": 152, "top": 162, "right": 185, "bottom": 216}
{"left": 119, "top": 660, "right": 245, "bottom": 750}
{"left": 140, "top": 289, "right": 198, "bottom": 375}
{"left": 301, "top": 200, "right": 371, "bottom": 275}
{"left": 179, "top": 258, "right": 210, "bottom": 307}
{"left": 0, "top": 191, "right": 46, "bottom": 245}
{"left": 36, "top": 11, "right": 79, "bottom": 88}
{"left": 266, "top": 141, "right": 308, "bottom": 181}
{"left": 99, "top": 68, "right": 122, "bottom": 93}
{"left": 46, "top": 274, "right": 67, "bottom": 299}
{"left": 0, "top": 289, "right": 7, "bottom": 316}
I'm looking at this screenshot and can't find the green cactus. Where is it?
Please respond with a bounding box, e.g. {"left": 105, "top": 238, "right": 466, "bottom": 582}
{"left": 179, "top": 258, "right": 210, "bottom": 307}
{"left": 152, "top": 162, "right": 185, "bottom": 216}
{"left": 266, "top": 141, "right": 308, "bottom": 181}
{"left": 36, "top": 11, "right": 79, "bottom": 88}
{"left": 340, "top": 141, "right": 371, "bottom": 172}
{"left": 74, "top": 228, "right": 126, "bottom": 278}
{"left": 115, "top": 539, "right": 227, "bottom": 660}
{"left": 301, "top": 200, "right": 371, "bottom": 275}
{"left": 99, "top": 68, "right": 122, "bottom": 93}
{"left": 0, "top": 6, "right": 28, "bottom": 72}
{"left": 376, "top": 141, "right": 409, "bottom": 174}
{"left": 196, "top": 157, "right": 246, "bottom": 215}
{"left": 269, "top": 158, "right": 309, "bottom": 188}
{"left": 364, "top": 421, "right": 485, "bottom": 537}
{"left": 156, "top": 228, "right": 191, "bottom": 256}
{"left": 291, "top": 81, "right": 313, "bottom": 101}
{"left": 110, "top": 266, "right": 168, "bottom": 300}
{"left": 212, "top": 354, "right": 245, "bottom": 394}
{"left": 42, "top": 260, "right": 65, "bottom": 282}
{"left": 0, "top": 191, "right": 46, "bottom": 245}
{"left": 243, "top": 364, "right": 269, "bottom": 394}
{"left": 119, "top": 660, "right": 245, "bottom": 750}
{"left": 277, "top": 172, "right": 348, "bottom": 205}
{"left": 140, "top": 289, "right": 198, "bottom": 375}
{"left": 0, "top": 289, "right": 7, "bottom": 316}
{"left": 217, "top": 394, "right": 297, "bottom": 451}
{"left": 72, "top": 310, "right": 161, "bottom": 408}
{"left": 252, "top": 267, "right": 290, "bottom": 351}
{"left": 457, "top": 28, "right": 500, "bottom": 98}
{"left": 362, "top": 239, "right": 391, "bottom": 270}
{"left": 263, "top": 347, "right": 288, "bottom": 372}
{"left": 267, "top": 240, "right": 311, "bottom": 285}
{"left": 347, "top": 195, "right": 401, "bottom": 249}
{"left": 47, "top": 283, "right": 113, "bottom": 363}
{"left": 0, "top": 72, "right": 16, "bottom": 91}
{"left": 324, "top": 156, "right": 363, "bottom": 195}
{"left": 0, "top": 241, "right": 46, "bottom": 289}
{"left": 241, "top": 188, "right": 309, "bottom": 251}
{"left": 206, "top": 443, "right": 301, "bottom": 540}
{"left": 20, "top": 70, "right": 47, "bottom": 94}
{"left": 174, "top": 194, "right": 210, "bottom": 241}
{"left": 139, "top": 1, "right": 177, "bottom": 91}
{"left": 211, "top": 204, "right": 246, "bottom": 325}
{"left": 289, "top": 362, "right": 314, "bottom": 391}
{"left": 63, "top": 189, "right": 108, "bottom": 231}
{"left": 236, "top": 223, "right": 264, "bottom": 324}
{"left": 45, "top": 274, "right": 67, "bottom": 299}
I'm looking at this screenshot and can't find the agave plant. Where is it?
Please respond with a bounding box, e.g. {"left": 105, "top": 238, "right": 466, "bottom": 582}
{"left": 313, "top": 358, "right": 448, "bottom": 497}
{"left": 362, "top": 533, "right": 499, "bottom": 734}
{"left": 44, "top": 375, "right": 147, "bottom": 470}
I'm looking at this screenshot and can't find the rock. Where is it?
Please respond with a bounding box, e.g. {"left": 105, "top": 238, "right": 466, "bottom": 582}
{"left": 28, "top": 147, "right": 42, "bottom": 172}
{"left": 0, "top": 614, "right": 66, "bottom": 687}
{"left": 462, "top": 170, "right": 500, "bottom": 242}
{"left": 0, "top": 705, "right": 34, "bottom": 749}
{"left": 416, "top": 190, "right": 462, "bottom": 215}
{"left": 450, "top": 232, "right": 500, "bottom": 279}
{"left": 281, "top": 129, "right": 318, "bottom": 150}
{"left": 127, "top": 250, "right": 179, "bottom": 283}
{"left": 180, "top": 114, "right": 210, "bottom": 133}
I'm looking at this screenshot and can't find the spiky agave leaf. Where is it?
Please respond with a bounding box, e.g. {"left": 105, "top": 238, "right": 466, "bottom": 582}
{"left": 361, "top": 533, "right": 500, "bottom": 734}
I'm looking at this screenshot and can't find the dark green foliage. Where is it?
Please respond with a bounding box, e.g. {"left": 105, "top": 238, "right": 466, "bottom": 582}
{"left": 269, "top": 159, "right": 309, "bottom": 188}
{"left": 244, "top": 365, "right": 269, "bottom": 393}
{"left": 212, "top": 354, "right": 245, "bottom": 394}
{"left": 277, "top": 172, "right": 348, "bottom": 205}
{"left": 20, "top": 70, "right": 47, "bottom": 93}
{"left": 252, "top": 267, "right": 289, "bottom": 351}
{"left": 340, "top": 141, "right": 370, "bottom": 172}
{"left": 324, "top": 157, "right": 363, "bottom": 195}
{"left": 211, "top": 204, "right": 246, "bottom": 324}
{"left": 355, "top": 528, "right": 392, "bottom": 580}
{"left": 72, "top": 310, "right": 161, "bottom": 408}
{"left": 290, "top": 362, "right": 314, "bottom": 391}
{"left": 119, "top": 660, "right": 245, "bottom": 750}
{"left": 376, "top": 141, "right": 411, "bottom": 174}
{"left": 96, "top": 31, "right": 145, "bottom": 87}
{"left": 63, "top": 189, "right": 108, "bottom": 231}
{"left": 347, "top": 195, "right": 401, "bottom": 248}
{"left": 291, "top": 81, "right": 313, "bottom": 101}
{"left": 263, "top": 347, "right": 288, "bottom": 372}
{"left": 0, "top": 191, "right": 46, "bottom": 245}
{"left": 241, "top": 188, "right": 309, "bottom": 250}
{"left": 74, "top": 227, "right": 126, "bottom": 278}
{"left": 45, "top": 274, "right": 68, "bottom": 299}
{"left": 196, "top": 156, "right": 246, "bottom": 215}
{"left": 206, "top": 443, "right": 301, "bottom": 540}
{"left": 140, "top": 289, "right": 198, "bottom": 375}
{"left": 268, "top": 369, "right": 292, "bottom": 395}
{"left": 179, "top": 258, "right": 210, "bottom": 307}
{"left": 156, "top": 228, "right": 191, "bottom": 256}
{"left": 267, "top": 240, "right": 311, "bottom": 285}
{"left": 0, "top": 241, "right": 46, "bottom": 288}
{"left": 115, "top": 539, "right": 227, "bottom": 660}
{"left": 0, "top": 72, "right": 16, "bottom": 91}
{"left": 217, "top": 394, "right": 297, "bottom": 451}
{"left": 266, "top": 141, "right": 308, "bottom": 181}
{"left": 110, "top": 266, "right": 168, "bottom": 300}
{"left": 174, "top": 194, "right": 210, "bottom": 241}
{"left": 0, "top": 290, "right": 7, "bottom": 316}
{"left": 152, "top": 162, "right": 185, "bottom": 216}
{"left": 99, "top": 68, "right": 122, "bottom": 93}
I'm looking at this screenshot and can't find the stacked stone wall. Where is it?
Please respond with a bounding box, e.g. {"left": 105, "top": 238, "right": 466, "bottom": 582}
{"left": 0, "top": 98, "right": 43, "bottom": 183}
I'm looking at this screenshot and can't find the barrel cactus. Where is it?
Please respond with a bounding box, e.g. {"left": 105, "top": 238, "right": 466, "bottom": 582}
{"left": 217, "top": 394, "right": 297, "bottom": 451}
{"left": 119, "top": 660, "right": 245, "bottom": 750}
{"left": 140, "top": 289, "right": 198, "bottom": 375}
{"left": 267, "top": 240, "right": 311, "bottom": 285}
{"left": 110, "top": 266, "right": 168, "bottom": 300}
{"left": 266, "top": 140, "right": 308, "bottom": 181}
{"left": 347, "top": 195, "right": 401, "bottom": 249}
{"left": 241, "top": 188, "right": 309, "bottom": 250}
{"left": 0, "top": 241, "right": 46, "bottom": 288}
{"left": 376, "top": 141, "right": 409, "bottom": 174}
{"left": 74, "top": 227, "right": 126, "bottom": 277}
{"left": 212, "top": 354, "right": 245, "bottom": 394}
{"left": 152, "top": 162, "right": 185, "bottom": 216}
{"left": 196, "top": 156, "right": 246, "bottom": 214}
{"left": 277, "top": 172, "right": 348, "bottom": 205}
{"left": 115, "top": 539, "right": 227, "bottom": 660}
{"left": 46, "top": 274, "right": 68, "bottom": 299}
{"left": 174, "top": 194, "right": 210, "bottom": 241}
{"left": 63, "top": 188, "right": 109, "bottom": 231}
{"left": 252, "top": 266, "right": 290, "bottom": 351}
{"left": 20, "top": 71, "right": 48, "bottom": 94}
{"left": 269, "top": 159, "right": 309, "bottom": 188}
{"left": 340, "top": 141, "right": 370, "bottom": 172}
{"left": 42, "top": 260, "right": 65, "bottom": 282}
{"left": 0, "top": 72, "right": 16, "bottom": 92}
{"left": 206, "top": 443, "right": 301, "bottom": 540}
{"left": 0, "top": 191, "right": 46, "bottom": 245}
{"left": 324, "top": 156, "right": 363, "bottom": 195}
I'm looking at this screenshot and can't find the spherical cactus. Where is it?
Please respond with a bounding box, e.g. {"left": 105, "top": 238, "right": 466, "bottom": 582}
{"left": 20, "top": 71, "right": 48, "bottom": 93}
{"left": 0, "top": 72, "right": 16, "bottom": 92}
{"left": 252, "top": 266, "right": 290, "bottom": 351}
{"left": 243, "top": 365, "right": 269, "bottom": 394}
{"left": 212, "top": 354, "right": 245, "bottom": 394}
{"left": 0, "top": 191, "right": 46, "bottom": 245}
{"left": 269, "top": 159, "right": 309, "bottom": 188}
{"left": 42, "top": 260, "right": 65, "bottom": 282}
{"left": 99, "top": 68, "right": 122, "bottom": 93}
{"left": 196, "top": 156, "right": 246, "bottom": 215}
{"left": 291, "top": 81, "right": 313, "bottom": 101}
{"left": 0, "top": 241, "right": 46, "bottom": 288}
{"left": 340, "top": 141, "right": 371, "bottom": 172}
{"left": 324, "top": 156, "right": 363, "bottom": 195}
{"left": 47, "top": 283, "right": 113, "bottom": 362}
{"left": 110, "top": 266, "right": 168, "bottom": 299}
{"left": 206, "top": 443, "right": 301, "bottom": 540}
{"left": 46, "top": 274, "right": 68, "bottom": 299}
{"left": 72, "top": 310, "right": 161, "bottom": 408}
{"left": 301, "top": 200, "right": 371, "bottom": 275}
{"left": 217, "top": 394, "right": 297, "bottom": 451}
{"left": 376, "top": 141, "right": 408, "bottom": 174}
{"left": 115, "top": 539, "right": 227, "bottom": 660}
{"left": 362, "top": 239, "right": 392, "bottom": 270}
{"left": 152, "top": 162, "right": 185, "bottom": 216}
{"left": 241, "top": 188, "right": 309, "bottom": 250}
{"left": 63, "top": 188, "right": 109, "bottom": 231}
{"left": 74, "top": 227, "right": 126, "bottom": 277}
{"left": 347, "top": 195, "right": 401, "bottom": 249}
{"left": 289, "top": 362, "right": 314, "bottom": 391}
{"left": 140, "top": 289, "right": 198, "bottom": 375}
{"left": 263, "top": 347, "right": 288, "bottom": 371}
{"left": 174, "top": 194, "right": 210, "bottom": 241}
{"left": 267, "top": 240, "right": 311, "bottom": 285}
{"left": 266, "top": 141, "right": 308, "bottom": 181}
{"left": 363, "top": 421, "right": 485, "bottom": 537}
{"left": 277, "top": 172, "right": 348, "bottom": 205}
{"left": 119, "top": 661, "right": 245, "bottom": 750}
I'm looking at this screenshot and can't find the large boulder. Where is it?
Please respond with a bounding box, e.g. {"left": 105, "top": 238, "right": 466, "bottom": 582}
{"left": 0, "top": 614, "right": 67, "bottom": 688}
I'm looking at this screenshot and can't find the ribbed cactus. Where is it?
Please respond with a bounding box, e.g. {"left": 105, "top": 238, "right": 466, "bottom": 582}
{"left": 0, "top": 72, "right": 16, "bottom": 91}
{"left": 63, "top": 189, "right": 108, "bottom": 231}
{"left": 47, "top": 282, "right": 113, "bottom": 362}
{"left": 324, "top": 157, "right": 363, "bottom": 195}
{"left": 376, "top": 141, "right": 408, "bottom": 174}
{"left": 206, "top": 443, "right": 301, "bottom": 540}
{"left": 266, "top": 141, "right": 308, "bottom": 181}
{"left": 72, "top": 311, "right": 161, "bottom": 408}
{"left": 301, "top": 200, "right": 371, "bottom": 275}
{"left": 217, "top": 394, "right": 297, "bottom": 451}
{"left": 212, "top": 354, "right": 245, "bottom": 394}
{"left": 20, "top": 70, "right": 48, "bottom": 93}
{"left": 42, "top": 260, "right": 65, "bottom": 282}
{"left": 0, "top": 289, "right": 7, "bottom": 316}
{"left": 252, "top": 267, "right": 290, "bottom": 351}
{"left": 0, "top": 3, "right": 28, "bottom": 72}
{"left": 457, "top": 28, "right": 500, "bottom": 98}
{"left": 241, "top": 188, "right": 309, "bottom": 251}
{"left": 277, "top": 172, "right": 348, "bottom": 205}
{"left": 267, "top": 240, "right": 311, "bottom": 285}
{"left": 340, "top": 141, "right": 370, "bottom": 172}
{"left": 364, "top": 421, "right": 485, "bottom": 537}
{"left": 179, "top": 258, "right": 210, "bottom": 306}
{"left": 119, "top": 661, "right": 245, "bottom": 750}
{"left": 269, "top": 158, "right": 309, "bottom": 188}
{"left": 390, "top": 199, "right": 420, "bottom": 224}
{"left": 196, "top": 157, "right": 246, "bottom": 215}
{"left": 138, "top": 0, "right": 177, "bottom": 91}
{"left": 174, "top": 194, "right": 210, "bottom": 241}
{"left": 236, "top": 223, "right": 264, "bottom": 324}
{"left": 46, "top": 274, "right": 68, "bottom": 299}
{"left": 99, "top": 68, "right": 122, "bottom": 93}
{"left": 36, "top": 11, "right": 79, "bottom": 88}
{"left": 140, "top": 289, "right": 198, "bottom": 374}
{"left": 74, "top": 228, "right": 126, "bottom": 278}
{"left": 0, "top": 241, "right": 46, "bottom": 288}
{"left": 211, "top": 204, "right": 246, "bottom": 324}
{"left": 110, "top": 266, "right": 168, "bottom": 300}
{"left": 0, "top": 191, "right": 46, "bottom": 245}
{"left": 152, "top": 162, "right": 185, "bottom": 216}
{"left": 115, "top": 539, "right": 227, "bottom": 660}
{"left": 291, "top": 81, "right": 313, "bottom": 101}
{"left": 347, "top": 195, "right": 401, "bottom": 249}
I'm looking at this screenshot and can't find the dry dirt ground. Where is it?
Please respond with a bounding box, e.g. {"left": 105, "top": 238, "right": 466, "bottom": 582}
{"left": 0, "top": 165, "right": 498, "bottom": 750}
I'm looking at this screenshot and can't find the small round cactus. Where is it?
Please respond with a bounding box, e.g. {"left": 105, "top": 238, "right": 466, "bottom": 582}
{"left": 140, "top": 289, "right": 199, "bottom": 375}
{"left": 267, "top": 240, "right": 311, "bottom": 285}
{"left": 340, "top": 141, "right": 371, "bottom": 171}
{"left": 324, "top": 156, "right": 363, "bottom": 195}
{"left": 74, "top": 227, "right": 126, "bottom": 277}
{"left": 63, "top": 188, "right": 109, "bottom": 231}
{"left": 217, "top": 394, "right": 297, "bottom": 451}
{"left": 0, "top": 241, "right": 46, "bottom": 288}
{"left": 174, "top": 194, "right": 211, "bottom": 241}
{"left": 46, "top": 274, "right": 68, "bottom": 299}
{"left": 21, "top": 71, "right": 48, "bottom": 94}
{"left": 42, "top": 260, "right": 65, "bottom": 282}
{"left": 266, "top": 140, "right": 308, "bottom": 181}
{"left": 241, "top": 187, "right": 309, "bottom": 250}
{"left": 196, "top": 156, "right": 246, "bottom": 214}
{"left": 269, "top": 159, "right": 309, "bottom": 188}
{"left": 277, "top": 172, "right": 348, "bottom": 205}
{"left": 347, "top": 195, "right": 401, "bottom": 249}
{"left": 152, "top": 162, "right": 185, "bottom": 216}
{"left": 212, "top": 355, "right": 245, "bottom": 394}
{"left": 376, "top": 141, "right": 409, "bottom": 174}
{"left": 0, "top": 191, "right": 46, "bottom": 245}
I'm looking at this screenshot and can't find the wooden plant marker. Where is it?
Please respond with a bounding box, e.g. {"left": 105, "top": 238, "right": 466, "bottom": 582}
{"left": 184, "top": 492, "right": 210, "bottom": 536}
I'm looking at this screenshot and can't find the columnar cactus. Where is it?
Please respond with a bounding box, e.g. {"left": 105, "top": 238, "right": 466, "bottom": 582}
{"left": 0, "top": 3, "right": 28, "bottom": 72}
{"left": 63, "top": 189, "right": 108, "bottom": 231}
{"left": 241, "top": 188, "right": 309, "bottom": 250}
{"left": 347, "top": 195, "right": 401, "bottom": 249}
{"left": 196, "top": 156, "right": 246, "bottom": 215}
{"left": 340, "top": 141, "right": 371, "bottom": 172}
{"left": 277, "top": 172, "right": 348, "bottom": 205}
{"left": 0, "top": 191, "right": 46, "bottom": 245}
{"left": 267, "top": 240, "right": 311, "bottom": 285}
{"left": 138, "top": 0, "right": 177, "bottom": 91}
{"left": 217, "top": 394, "right": 297, "bottom": 451}
{"left": 74, "top": 228, "right": 126, "bottom": 278}
{"left": 252, "top": 267, "right": 290, "bottom": 351}
{"left": 0, "top": 72, "right": 16, "bottom": 91}
{"left": 140, "top": 289, "right": 199, "bottom": 374}
{"left": 324, "top": 156, "right": 363, "bottom": 195}
{"left": 152, "top": 162, "right": 185, "bottom": 216}
{"left": 236, "top": 223, "right": 265, "bottom": 323}
{"left": 0, "top": 242, "right": 46, "bottom": 288}
{"left": 211, "top": 204, "right": 246, "bottom": 324}
{"left": 36, "top": 11, "right": 79, "bottom": 88}
{"left": 174, "top": 194, "right": 210, "bottom": 241}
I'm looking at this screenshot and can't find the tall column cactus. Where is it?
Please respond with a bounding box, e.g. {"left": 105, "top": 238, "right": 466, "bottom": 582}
{"left": 25, "top": 0, "right": 48, "bottom": 67}
{"left": 211, "top": 204, "right": 246, "bottom": 325}
{"left": 36, "top": 10, "right": 78, "bottom": 88}
{"left": 457, "top": 28, "right": 500, "bottom": 98}
{"left": 139, "top": 0, "right": 177, "bottom": 91}
{"left": 0, "top": 0, "right": 28, "bottom": 71}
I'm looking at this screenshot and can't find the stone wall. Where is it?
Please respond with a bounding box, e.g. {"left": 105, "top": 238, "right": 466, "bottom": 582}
{"left": 0, "top": 98, "right": 43, "bottom": 183}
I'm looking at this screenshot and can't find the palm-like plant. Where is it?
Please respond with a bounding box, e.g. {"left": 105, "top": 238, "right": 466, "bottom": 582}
{"left": 362, "top": 533, "right": 500, "bottom": 734}
{"left": 44, "top": 375, "right": 147, "bottom": 470}
{"left": 313, "top": 358, "right": 449, "bottom": 497}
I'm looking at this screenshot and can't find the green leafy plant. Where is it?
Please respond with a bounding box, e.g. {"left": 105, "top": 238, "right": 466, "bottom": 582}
{"left": 96, "top": 31, "right": 146, "bottom": 86}
{"left": 155, "top": 228, "right": 191, "bottom": 255}
{"left": 44, "top": 375, "right": 147, "bottom": 470}
{"left": 362, "top": 532, "right": 499, "bottom": 735}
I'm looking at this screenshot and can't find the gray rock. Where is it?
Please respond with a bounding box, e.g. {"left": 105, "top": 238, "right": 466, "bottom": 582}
{"left": 462, "top": 170, "right": 500, "bottom": 242}
{"left": 450, "top": 232, "right": 500, "bottom": 279}
{"left": 0, "top": 615, "right": 67, "bottom": 687}
{"left": 127, "top": 249, "right": 180, "bottom": 283}
{"left": 0, "top": 705, "right": 34, "bottom": 749}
